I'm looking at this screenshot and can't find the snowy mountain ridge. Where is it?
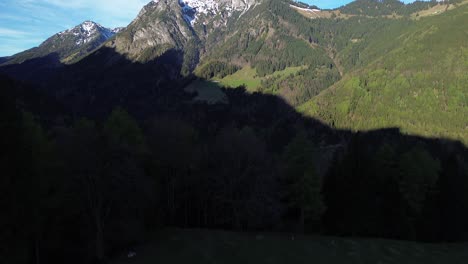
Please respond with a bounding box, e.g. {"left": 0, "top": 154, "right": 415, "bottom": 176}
{"left": 145, "top": 0, "right": 258, "bottom": 25}
{"left": 178, "top": 0, "right": 259, "bottom": 24}
{"left": 57, "top": 21, "right": 121, "bottom": 46}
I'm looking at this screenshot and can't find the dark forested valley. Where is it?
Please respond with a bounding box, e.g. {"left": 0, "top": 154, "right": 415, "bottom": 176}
{"left": 1, "top": 71, "right": 467, "bottom": 263}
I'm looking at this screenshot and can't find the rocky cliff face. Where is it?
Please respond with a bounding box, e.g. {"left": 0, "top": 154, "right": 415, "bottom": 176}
{"left": 106, "top": 0, "right": 261, "bottom": 63}
{"left": 107, "top": 0, "right": 195, "bottom": 63}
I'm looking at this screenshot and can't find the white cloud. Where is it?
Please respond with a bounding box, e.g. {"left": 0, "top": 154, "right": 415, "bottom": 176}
{"left": 39, "top": 0, "right": 89, "bottom": 8}
{"left": 0, "top": 27, "right": 30, "bottom": 37}
{"left": 15, "top": 0, "right": 150, "bottom": 27}
{"left": 91, "top": 0, "right": 150, "bottom": 27}
{"left": 41, "top": 0, "right": 149, "bottom": 10}
{"left": 0, "top": 14, "right": 31, "bottom": 22}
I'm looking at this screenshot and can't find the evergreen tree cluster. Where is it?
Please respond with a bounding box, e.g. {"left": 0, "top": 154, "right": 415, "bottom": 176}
{"left": 288, "top": 0, "right": 319, "bottom": 10}
{"left": 196, "top": 61, "right": 240, "bottom": 79}
{"left": 260, "top": 66, "right": 341, "bottom": 106}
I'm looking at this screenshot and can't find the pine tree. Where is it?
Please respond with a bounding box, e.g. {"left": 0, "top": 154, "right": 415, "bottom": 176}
{"left": 283, "top": 131, "right": 325, "bottom": 232}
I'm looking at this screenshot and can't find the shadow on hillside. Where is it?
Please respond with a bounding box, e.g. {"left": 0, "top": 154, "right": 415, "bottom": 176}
{"left": 0, "top": 52, "right": 62, "bottom": 82}
{"left": 0, "top": 57, "right": 10, "bottom": 64}
{"left": 1, "top": 46, "right": 468, "bottom": 264}
{"left": 0, "top": 47, "right": 191, "bottom": 118}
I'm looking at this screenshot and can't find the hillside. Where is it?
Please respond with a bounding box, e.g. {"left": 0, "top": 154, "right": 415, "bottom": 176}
{"left": 300, "top": 4, "right": 468, "bottom": 144}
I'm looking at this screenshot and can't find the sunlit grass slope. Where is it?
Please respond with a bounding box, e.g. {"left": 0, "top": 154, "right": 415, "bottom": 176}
{"left": 215, "top": 65, "right": 305, "bottom": 92}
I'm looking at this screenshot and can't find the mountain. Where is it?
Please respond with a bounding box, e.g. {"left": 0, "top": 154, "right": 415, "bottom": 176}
{"left": 106, "top": 0, "right": 261, "bottom": 72}
{"left": 1, "top": 21, "right": 122, "bottom": 66}
{"left": 0, "top": 0, "right": 332, "bottom": 115}
{"left": 2, "top": 1, "right": 468, "bottom": 262}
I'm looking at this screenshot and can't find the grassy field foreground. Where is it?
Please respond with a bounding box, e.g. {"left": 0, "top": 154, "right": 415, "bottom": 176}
{"left": 112, "top": 229, "right": 468, "bottom": 264}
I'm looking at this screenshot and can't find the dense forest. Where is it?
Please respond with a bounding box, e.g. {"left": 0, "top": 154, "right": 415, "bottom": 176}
{"left": 2, "top": 74, "right": 467, "bottom": 263}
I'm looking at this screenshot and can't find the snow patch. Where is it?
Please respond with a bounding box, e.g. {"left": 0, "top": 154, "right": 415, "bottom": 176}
{"left": 290, "top": 4, "right": 320, "bottom": 13}
{"left": 179, "top": 0, "right": 255, "bottom": 25}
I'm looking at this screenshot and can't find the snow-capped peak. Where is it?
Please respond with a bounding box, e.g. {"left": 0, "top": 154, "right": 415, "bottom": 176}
{"left": 56, "top": 21, "right": 122, "bottom": 46}
{"left": 81, "top": 21, "right": 98, "bottom": 31}
{"left": 180, "top": 0, "right": 219, "bottom": 14}
{"left": 177, "top": 0, "right": 258, "bottom": 25}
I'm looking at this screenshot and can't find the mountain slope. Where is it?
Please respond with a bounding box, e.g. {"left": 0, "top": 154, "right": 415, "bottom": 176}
{"left": 300, "top": 4, "right": 468, "bottom": 143}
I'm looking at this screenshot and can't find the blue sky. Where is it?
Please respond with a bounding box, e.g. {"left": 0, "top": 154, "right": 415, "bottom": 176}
{"left": 0, "top": 0, "right": 421, "bottom": 56}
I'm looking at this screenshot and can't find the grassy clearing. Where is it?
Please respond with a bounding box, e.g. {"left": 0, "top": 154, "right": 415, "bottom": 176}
{"left": 184, "top": 66, "right": 305, "bottom": 104}
{"left": 184, "top": 79, "right": 228, "bottom": 104}
{"left": 216, "top": 65, "right": 305, "bottom": 92}
{"left": 269, "top": 66, "right": 305, "bottom": 79}
{"left": 112, "top": 228, "right": 468, "bottom": 264}
{"left": 215, "top": 66, "right": 261, "bottom": 91}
